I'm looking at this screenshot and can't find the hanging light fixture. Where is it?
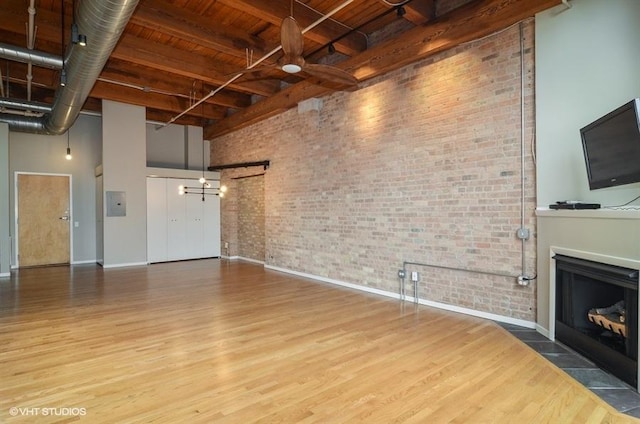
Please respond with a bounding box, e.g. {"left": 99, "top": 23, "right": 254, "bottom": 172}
{"left": 178, "top": 87, "right": 227, "bottom": 201}
{"left": 178, "top": 182, "right": 227, "bottom": 201}
{"left": 71, "top": 22, "right": 87, "bottom": 46}
{"left": 65, "top": 130, "right": 72, "bottom": 160}
{"left": 60, "top": 0, "right": 66, "bottom": 86}
{"left": 71, "top": 0, "right": 87, "bottom": 46}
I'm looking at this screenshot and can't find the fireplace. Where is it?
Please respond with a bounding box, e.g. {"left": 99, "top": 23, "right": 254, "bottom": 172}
{"left": 555, "top": 254, "right": 638, "bottom": 387}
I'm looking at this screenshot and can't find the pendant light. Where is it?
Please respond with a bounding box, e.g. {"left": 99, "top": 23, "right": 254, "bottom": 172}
{"left": 65, "top": 130, "right": 72, "bottom": 160}
{"left": 178, "top": 84, "right": 227, "bottom": 200}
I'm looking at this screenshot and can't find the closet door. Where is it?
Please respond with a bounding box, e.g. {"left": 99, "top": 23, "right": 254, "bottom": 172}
{"left": 146, "top": 177, "right": 168, "bottom": 263}
{"left": 203, "top": 190, "right": 221, "bottom": 257}
{"left": 185, "top": 182, "right": 204, "bottom": 258}
{"left": 166, "top": 178, "right": 188, "bottom": 260}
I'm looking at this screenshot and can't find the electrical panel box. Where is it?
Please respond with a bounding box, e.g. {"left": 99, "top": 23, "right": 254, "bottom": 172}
{"left": 106, "top": 191, "right": 126, "bottom": 217}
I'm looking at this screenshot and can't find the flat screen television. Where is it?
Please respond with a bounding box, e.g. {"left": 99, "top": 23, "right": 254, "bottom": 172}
{"left": 580, "top": 98, "right": 640, "bottom": 190}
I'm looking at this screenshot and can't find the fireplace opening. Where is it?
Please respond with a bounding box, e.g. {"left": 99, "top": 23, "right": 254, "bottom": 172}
{"left": 555, "top": 254, "right": 638, "bottom": 388}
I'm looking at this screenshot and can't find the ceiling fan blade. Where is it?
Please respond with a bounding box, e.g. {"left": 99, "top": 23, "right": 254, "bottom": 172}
{"left": 303, "top": 64, "right": 358, "bottom": 87}
{"left": 281, "top": 16, "right": 304, "bottom": 58}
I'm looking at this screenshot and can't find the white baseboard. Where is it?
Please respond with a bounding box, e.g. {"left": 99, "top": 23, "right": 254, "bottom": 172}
{"left": 101, "top": 261, "right": 148, "bottom": 269}
{"left": 235, "top": 256, "right": 265, "bottom": 265}
{"left": 71, "top": 259, "right": 98, "bottom": 265}
{"left": 536, "top": 324, "right": 552, "bottom": 339}
{"left": 0, "top": 272, "right": 10, "bottom": 278}
{"left": 265, "top": 264, "right": 537, "bottom": 330}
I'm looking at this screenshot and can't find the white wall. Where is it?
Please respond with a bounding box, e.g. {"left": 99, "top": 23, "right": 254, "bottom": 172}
{"left": 3, "top": 106, "right": 206, "bottom": 268}
{"left": 536, "top": 0, "right": 640, "bottom": 207}
{"left": 186, "top": 125, "right": 208, "bottom": 170}
{"left": 0, "top": 123, "right": 9, "bottom": 276}
{"left": 147, "top": 123, "right": 208, "bottom": 170}
{"left": 8, "top": 114, "right": 102, "bottom": 265}
{"left": 102, "top": 100, "right": 147, "bottom": 267}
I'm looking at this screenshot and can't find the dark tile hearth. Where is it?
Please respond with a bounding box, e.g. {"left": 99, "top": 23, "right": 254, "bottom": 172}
{"left": 500, "top": 323, "right": 640, "bottom": 418}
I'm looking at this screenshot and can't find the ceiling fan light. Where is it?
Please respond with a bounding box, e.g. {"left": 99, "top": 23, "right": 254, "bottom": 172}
{"left": 282, "top": 63, "right": 302, "bottom": 74}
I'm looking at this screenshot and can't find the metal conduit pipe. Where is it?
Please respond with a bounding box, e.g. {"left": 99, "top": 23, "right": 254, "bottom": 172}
{"left": 399, "top": 261, "right": 520, "bottom": 304}
{"left": 26, "top": 0, "right": 37, "bottom": 101}
{"left": 517, "top": 21, "right": 535, "bottom": 286}
{"left": 0, "top": 0, "right": 140, "bottom": 134}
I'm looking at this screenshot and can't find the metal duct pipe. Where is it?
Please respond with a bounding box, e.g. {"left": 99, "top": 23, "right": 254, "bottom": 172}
{"left": 0, "top": 43, "right": 62, "bottom": 70}
{"left": 0, "top": 0, "right": 140, "bottom": 134}
{"left": 0, "top": 97, "right": 52, "bottom": 113}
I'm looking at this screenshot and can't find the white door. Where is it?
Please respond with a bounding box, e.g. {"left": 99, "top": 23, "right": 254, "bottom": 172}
{"left": 167, "top": 178, "right": 187, "bottom": 260}
{"left": 147, "top": 177, "right": 168, "bottom": 263}
{"left": 185, "top": 186, "right": 204, "bottom": 258}
{"left": 203, "top": 185, "right": 221, "bottom": 257}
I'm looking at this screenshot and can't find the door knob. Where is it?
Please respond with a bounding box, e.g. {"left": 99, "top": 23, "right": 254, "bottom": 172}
{"left": 59, "top": 216, "right": 70, "bottom": 221}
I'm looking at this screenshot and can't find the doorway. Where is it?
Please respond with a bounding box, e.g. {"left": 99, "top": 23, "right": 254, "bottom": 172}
{"left": 16, "top": 173, "right": 72, "bottom": 267}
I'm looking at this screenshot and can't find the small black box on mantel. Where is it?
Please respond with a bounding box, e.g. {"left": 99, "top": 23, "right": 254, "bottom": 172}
{"left": 549, "top": 202, "right": 601, "bottom": 210}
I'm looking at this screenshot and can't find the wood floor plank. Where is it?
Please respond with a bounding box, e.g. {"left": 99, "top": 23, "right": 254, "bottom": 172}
{"left": 0, "top": 260, "right": 638, "bottom": 423}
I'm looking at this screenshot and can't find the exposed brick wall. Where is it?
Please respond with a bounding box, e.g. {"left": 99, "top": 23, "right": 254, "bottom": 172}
{"left": 219, "top": 176, "right": 237, "bottom": 257}
{"left": 211, "top": 21, "right": 537, "bottom": 321}
{"left": 237, "top": 175, "right": 265, "bottom": 261}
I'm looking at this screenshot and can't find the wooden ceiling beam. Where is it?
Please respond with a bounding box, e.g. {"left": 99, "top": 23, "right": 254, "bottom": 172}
{"left": 0, "top": 4, "right": 62, "bottom": 47}
{"left": 101, "top": 60, "right": 253, "bottom": 110}
{"left": 216, "top": 0, "right": 367, "bottom": 56}
{"left": 90, "top": 81, "right": 227, "bottom": 120}
{"left": 111, "top": 34, "right": 279, "bottom": 97}
{"left": 145, "top": 110, "right": 208, "bottom": 127}
{"left": 403, "top": 0, "right": 437, "bottom": 25}
{"left": 131, "top": 0, "right": 268, "bottom": 60}
{"left": 205, "top": 0, "right": 561, "bottom": 138}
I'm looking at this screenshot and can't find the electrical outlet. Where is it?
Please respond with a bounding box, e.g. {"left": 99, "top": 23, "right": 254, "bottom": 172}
{"left": 224, "top": 242, "right": 229, "bottom": 249}
{"left": 411, "top": 271, "right": 419, "bottom": 282}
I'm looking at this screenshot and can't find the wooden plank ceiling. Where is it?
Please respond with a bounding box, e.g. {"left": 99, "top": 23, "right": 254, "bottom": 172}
{"left": 0, "top": 0, "right": 561, "bottom": 138}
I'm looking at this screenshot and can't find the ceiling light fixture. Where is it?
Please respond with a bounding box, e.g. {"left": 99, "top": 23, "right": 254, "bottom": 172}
{"left": 60, "top": 0, "right": 66, "bottom": 86}
{"left": 71, "top": 0, "right": 87, "bottom": 46}
{"left": 65, "top": 130, "right": 72, "bottom": 160}
{"left": 72, "top": 23, "right": 87, "bottom": 46}
{"left": 281, "top": 63, "right": 302, "bottom": 74}
{"left": 178, "top": 85, "right": 228, "bottom": 201}
{"left": 179, "top": 182, "right": 227, "bottom": 201}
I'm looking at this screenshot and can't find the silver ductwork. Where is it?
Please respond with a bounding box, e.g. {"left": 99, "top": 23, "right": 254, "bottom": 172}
{"left": 0, "top": 43, "right": 63, "bottom": 70}
{"left": 0, "top": 0, "right": 139, "bottom": 134}
{"left": 0, "top": 98, "right": 52, "bottom": 113}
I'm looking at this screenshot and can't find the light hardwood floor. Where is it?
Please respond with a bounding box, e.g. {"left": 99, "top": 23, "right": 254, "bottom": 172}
{"left": 0, "top": 259, "right": 638, "bottom": 423}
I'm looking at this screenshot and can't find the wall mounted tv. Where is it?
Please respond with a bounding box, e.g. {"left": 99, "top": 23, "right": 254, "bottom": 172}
{"left": 580, "top": 98, "right": 640, "bottom": 190}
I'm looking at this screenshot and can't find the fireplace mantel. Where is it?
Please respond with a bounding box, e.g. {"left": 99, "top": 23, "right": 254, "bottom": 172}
{"left": 536, "top": 207, "right": 640, "bottom": 220}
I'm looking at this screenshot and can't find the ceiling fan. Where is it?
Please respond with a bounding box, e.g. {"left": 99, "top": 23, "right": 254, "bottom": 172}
{"left": 238, "top": 13, "right": 358, "bottom": 88}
